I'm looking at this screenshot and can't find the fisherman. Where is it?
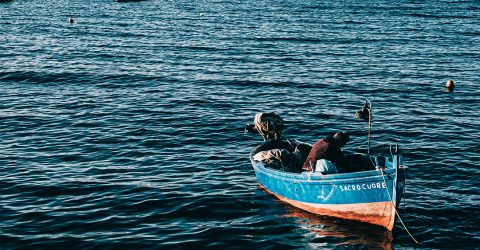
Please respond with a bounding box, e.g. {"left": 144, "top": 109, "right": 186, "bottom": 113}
{"left": 302, "top": 132, "right": 351, "bottom": 173}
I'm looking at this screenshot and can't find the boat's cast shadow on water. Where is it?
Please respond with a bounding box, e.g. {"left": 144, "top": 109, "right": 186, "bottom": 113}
{"left": 279, "top": 203, "right": 394, "bottom": 249}
{"left": 253, "top": 186, "right": 400, "bottom": 249}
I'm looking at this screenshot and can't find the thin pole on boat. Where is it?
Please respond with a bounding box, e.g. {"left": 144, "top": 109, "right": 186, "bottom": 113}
{"left": 355, "top": 99, "right": 372, "bottom": 154}
{"left": 367, "top": 100, "right": 372, "bottom": 154}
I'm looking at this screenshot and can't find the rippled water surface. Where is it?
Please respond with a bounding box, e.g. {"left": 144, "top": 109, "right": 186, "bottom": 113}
{"left": 1, "top": 0, "right": 479, "bottom": 249}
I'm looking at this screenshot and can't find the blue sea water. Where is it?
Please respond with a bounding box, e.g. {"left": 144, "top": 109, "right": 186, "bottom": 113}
{"left": 1, "top": 0, "right": 479, "bottom": 249}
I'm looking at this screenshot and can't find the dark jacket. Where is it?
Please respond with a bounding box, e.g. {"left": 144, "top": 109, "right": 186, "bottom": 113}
{"left": 302, "top": 137, "right": 349, "bottom": 172}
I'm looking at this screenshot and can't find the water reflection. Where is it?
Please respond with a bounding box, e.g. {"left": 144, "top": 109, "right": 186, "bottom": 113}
{"left": 281, "top": 206, "right": 393, "bottom": 249}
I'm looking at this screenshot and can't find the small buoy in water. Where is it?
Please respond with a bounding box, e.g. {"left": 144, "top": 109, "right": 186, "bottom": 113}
{"left": 68, "top": 17, "right": 74, "bottom": 24}
{"left": 445, "top": 79, "right": 455, "bottom": 92}
{"left": 200, "top": 13, "right": 204, "bottom": 16}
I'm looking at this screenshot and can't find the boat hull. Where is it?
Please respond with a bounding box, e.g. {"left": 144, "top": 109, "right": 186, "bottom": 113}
{"left": 253, "top": 158, "right": 405, "bottom": 231}
{"left": 259, "top": 182, "right": 395, "bottom": 230}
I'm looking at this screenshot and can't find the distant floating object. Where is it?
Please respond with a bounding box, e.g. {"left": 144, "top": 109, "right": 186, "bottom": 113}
{"left": 68, "top": 17, "right": 74, "bottom": 24}
{"left": 445, "top": 79, "right": 455, "bottom": 92}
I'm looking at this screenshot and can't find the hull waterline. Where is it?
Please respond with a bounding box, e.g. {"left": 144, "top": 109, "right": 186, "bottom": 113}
{"left": 252, "top": 157, "right": 405, "bottom": 231}
{"left": 258, "top": 182, "right": 396, "bottom": 230}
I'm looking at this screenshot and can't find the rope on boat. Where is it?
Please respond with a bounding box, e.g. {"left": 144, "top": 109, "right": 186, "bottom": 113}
{"left": 380, "top": 168, "right": 420, "bottom": 244}
{"left": 402, "top": 167, "right": 410, "bottom": 227}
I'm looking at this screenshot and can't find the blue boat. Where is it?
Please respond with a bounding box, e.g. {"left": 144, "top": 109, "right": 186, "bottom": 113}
{"left": 250, "top": 148, "right": 406, "bottom": 230}
{"left": 247, "top": 101, "right": 407, "bottom": 231}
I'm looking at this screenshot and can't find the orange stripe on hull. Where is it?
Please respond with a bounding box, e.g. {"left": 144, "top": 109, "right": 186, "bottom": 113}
{"left": 259, "top": 183, "right": 396, "bottom": 231}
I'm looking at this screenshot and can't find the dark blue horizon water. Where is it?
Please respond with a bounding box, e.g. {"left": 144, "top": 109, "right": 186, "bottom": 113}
{"left": 1, "top": 0, "right": 479, "bottom": 249}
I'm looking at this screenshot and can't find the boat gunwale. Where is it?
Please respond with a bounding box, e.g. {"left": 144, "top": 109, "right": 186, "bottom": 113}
{"left": 252, "top": 160, "right": 405, "bottom": 183}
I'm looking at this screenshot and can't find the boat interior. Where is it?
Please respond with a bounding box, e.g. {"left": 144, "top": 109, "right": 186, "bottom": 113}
{"left": 251, "top": 139, "right": 401, "bottom": 174}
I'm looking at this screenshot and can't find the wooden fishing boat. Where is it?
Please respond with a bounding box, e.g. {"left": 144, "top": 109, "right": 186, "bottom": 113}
{"left": 250, "top": 148, "right": 406, "bottom": 231}
{"left": 246, "top": 101, "right": 409, "bottom": 231}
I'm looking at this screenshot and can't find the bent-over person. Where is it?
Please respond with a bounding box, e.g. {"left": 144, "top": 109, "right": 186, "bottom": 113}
{"left": 302, "top": 132, "right": 352, "bottom": 173}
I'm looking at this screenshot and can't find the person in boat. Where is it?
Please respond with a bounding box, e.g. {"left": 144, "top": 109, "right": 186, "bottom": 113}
{"left": 302, "top": 132, "right": 351, "bottom": 174}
